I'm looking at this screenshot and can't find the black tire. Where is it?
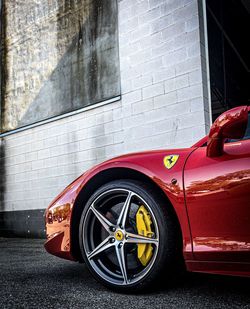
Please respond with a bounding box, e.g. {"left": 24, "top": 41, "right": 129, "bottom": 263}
{"left": 79, "top": 179, "right": 181, "bottom": 293}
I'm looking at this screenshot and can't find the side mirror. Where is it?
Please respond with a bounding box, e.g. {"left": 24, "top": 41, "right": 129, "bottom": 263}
{"left": 207, "top": 106, "right": 248, "bottom": 157}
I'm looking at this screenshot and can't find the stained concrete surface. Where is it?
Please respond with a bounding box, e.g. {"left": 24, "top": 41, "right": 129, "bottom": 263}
{"left": 0, "top": 238, "right": 250, "bottom": 309}
{"left": 2, "top": 0, "right": 120, "bottom": 131}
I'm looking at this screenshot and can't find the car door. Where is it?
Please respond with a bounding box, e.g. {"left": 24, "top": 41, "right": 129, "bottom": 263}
{"left": 184, "top": 112, "right": 250, "bottom": 263}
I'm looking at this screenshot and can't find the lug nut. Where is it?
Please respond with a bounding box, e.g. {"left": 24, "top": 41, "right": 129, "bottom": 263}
{"left": 110, "top": 237, "right": 115, "bottom": 243}
{"left": 118, "top": 242, "right": 123, "bottom": 248}
{"left": 110, "top": 226, "right": 116, "bottom": 232}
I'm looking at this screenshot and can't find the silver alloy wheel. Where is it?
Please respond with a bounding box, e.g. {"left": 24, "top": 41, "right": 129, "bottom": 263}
{"left": 82, "top": 188, "right": 159, "bottom": 286}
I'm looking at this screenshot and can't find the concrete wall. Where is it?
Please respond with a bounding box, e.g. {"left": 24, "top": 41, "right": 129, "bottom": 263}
{"left": 1, "top": 0, "right": 120, "bottom": 132}
{"left": 0, "top": 0, "right": 211, "bottom": 237}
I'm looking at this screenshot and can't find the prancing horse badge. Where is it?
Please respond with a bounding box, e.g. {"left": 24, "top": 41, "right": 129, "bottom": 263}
{"left": 163, "top": 155, "right": 179, "bottom": 169}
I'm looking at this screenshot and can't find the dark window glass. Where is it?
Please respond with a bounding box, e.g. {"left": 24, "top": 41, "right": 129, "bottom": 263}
{"left": 227, "top": 112, "right": 250, "bottom": 142}
{"left": 241, "top": 112, "right": 250, "bottom": 140}
{"left": 206, "top": 0, "right": 250, "bottom": 121}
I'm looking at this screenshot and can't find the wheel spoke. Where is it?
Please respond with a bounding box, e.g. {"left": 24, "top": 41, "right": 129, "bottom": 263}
{"left": 83, "top": 188, "right": 160, "bottom": 286}
{"left": 87, "top": 237, "right": 114, "bottom": 260}
{"left": 126, "top": 232, "right": 159, "bottom": 246}
{"left": 116, "top": 191, "right": 133, "bottom": 229}
{"left": 115, "top": 244, "right": 128, "bottom": 284}
{"left": 90, "top": 204, "right": 113, "bottom": 232}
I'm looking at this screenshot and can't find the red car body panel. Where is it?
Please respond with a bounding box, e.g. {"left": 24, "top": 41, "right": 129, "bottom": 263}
{"left": 45, "top": 148, "right": 195, "bottom": 260}
{"left": 185, "top": 139, "right": 250, "bottom": 261}
{"left": 45, "top": 106, "right": 250, "bottom": 277}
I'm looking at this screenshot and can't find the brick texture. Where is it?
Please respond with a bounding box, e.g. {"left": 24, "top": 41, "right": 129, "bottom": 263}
{"left": 0, "top": 0, "right": 210, "bottom": 212}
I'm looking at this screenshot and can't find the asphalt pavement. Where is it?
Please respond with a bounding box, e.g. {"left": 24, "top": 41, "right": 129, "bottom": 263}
{"left": 0, "top": 238, "right": 250, "bottom": 309}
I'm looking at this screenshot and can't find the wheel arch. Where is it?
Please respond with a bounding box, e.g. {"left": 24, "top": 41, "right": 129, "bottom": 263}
{"left": 70, "top": 167, "right": 183, "bottom": 262}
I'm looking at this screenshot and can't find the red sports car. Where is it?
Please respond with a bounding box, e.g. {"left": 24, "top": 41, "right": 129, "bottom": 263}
{"left": 44, "top": 105, "right": 250, "bottom": 292}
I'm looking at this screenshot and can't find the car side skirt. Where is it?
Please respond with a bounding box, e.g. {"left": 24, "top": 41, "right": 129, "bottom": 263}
{"left": 186, "top": 260, "right": 250, "bottom": 277}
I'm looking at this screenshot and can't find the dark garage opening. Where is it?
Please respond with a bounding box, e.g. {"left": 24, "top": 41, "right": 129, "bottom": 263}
{"left": 206, "top": 0, "right": 250, "bottom": 121}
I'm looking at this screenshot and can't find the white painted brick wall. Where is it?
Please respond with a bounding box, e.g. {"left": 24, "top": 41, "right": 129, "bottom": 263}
{"left": 0, "top": 0, "right": 211, "bottom": 212}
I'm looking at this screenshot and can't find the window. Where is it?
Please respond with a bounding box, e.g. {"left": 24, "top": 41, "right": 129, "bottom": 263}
{"left": 227, "top": 112, "right": 250, "bottom": 142}
{"left": 241, "top": 113, "right": 250, "bottom": 140}
{"left": 0, "top": 0, "right": 120, "bottom": 133}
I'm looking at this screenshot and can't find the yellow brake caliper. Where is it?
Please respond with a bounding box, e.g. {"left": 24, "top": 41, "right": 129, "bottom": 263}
{"left": 136, "top": 205, "right": 154, "bottom": 266}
